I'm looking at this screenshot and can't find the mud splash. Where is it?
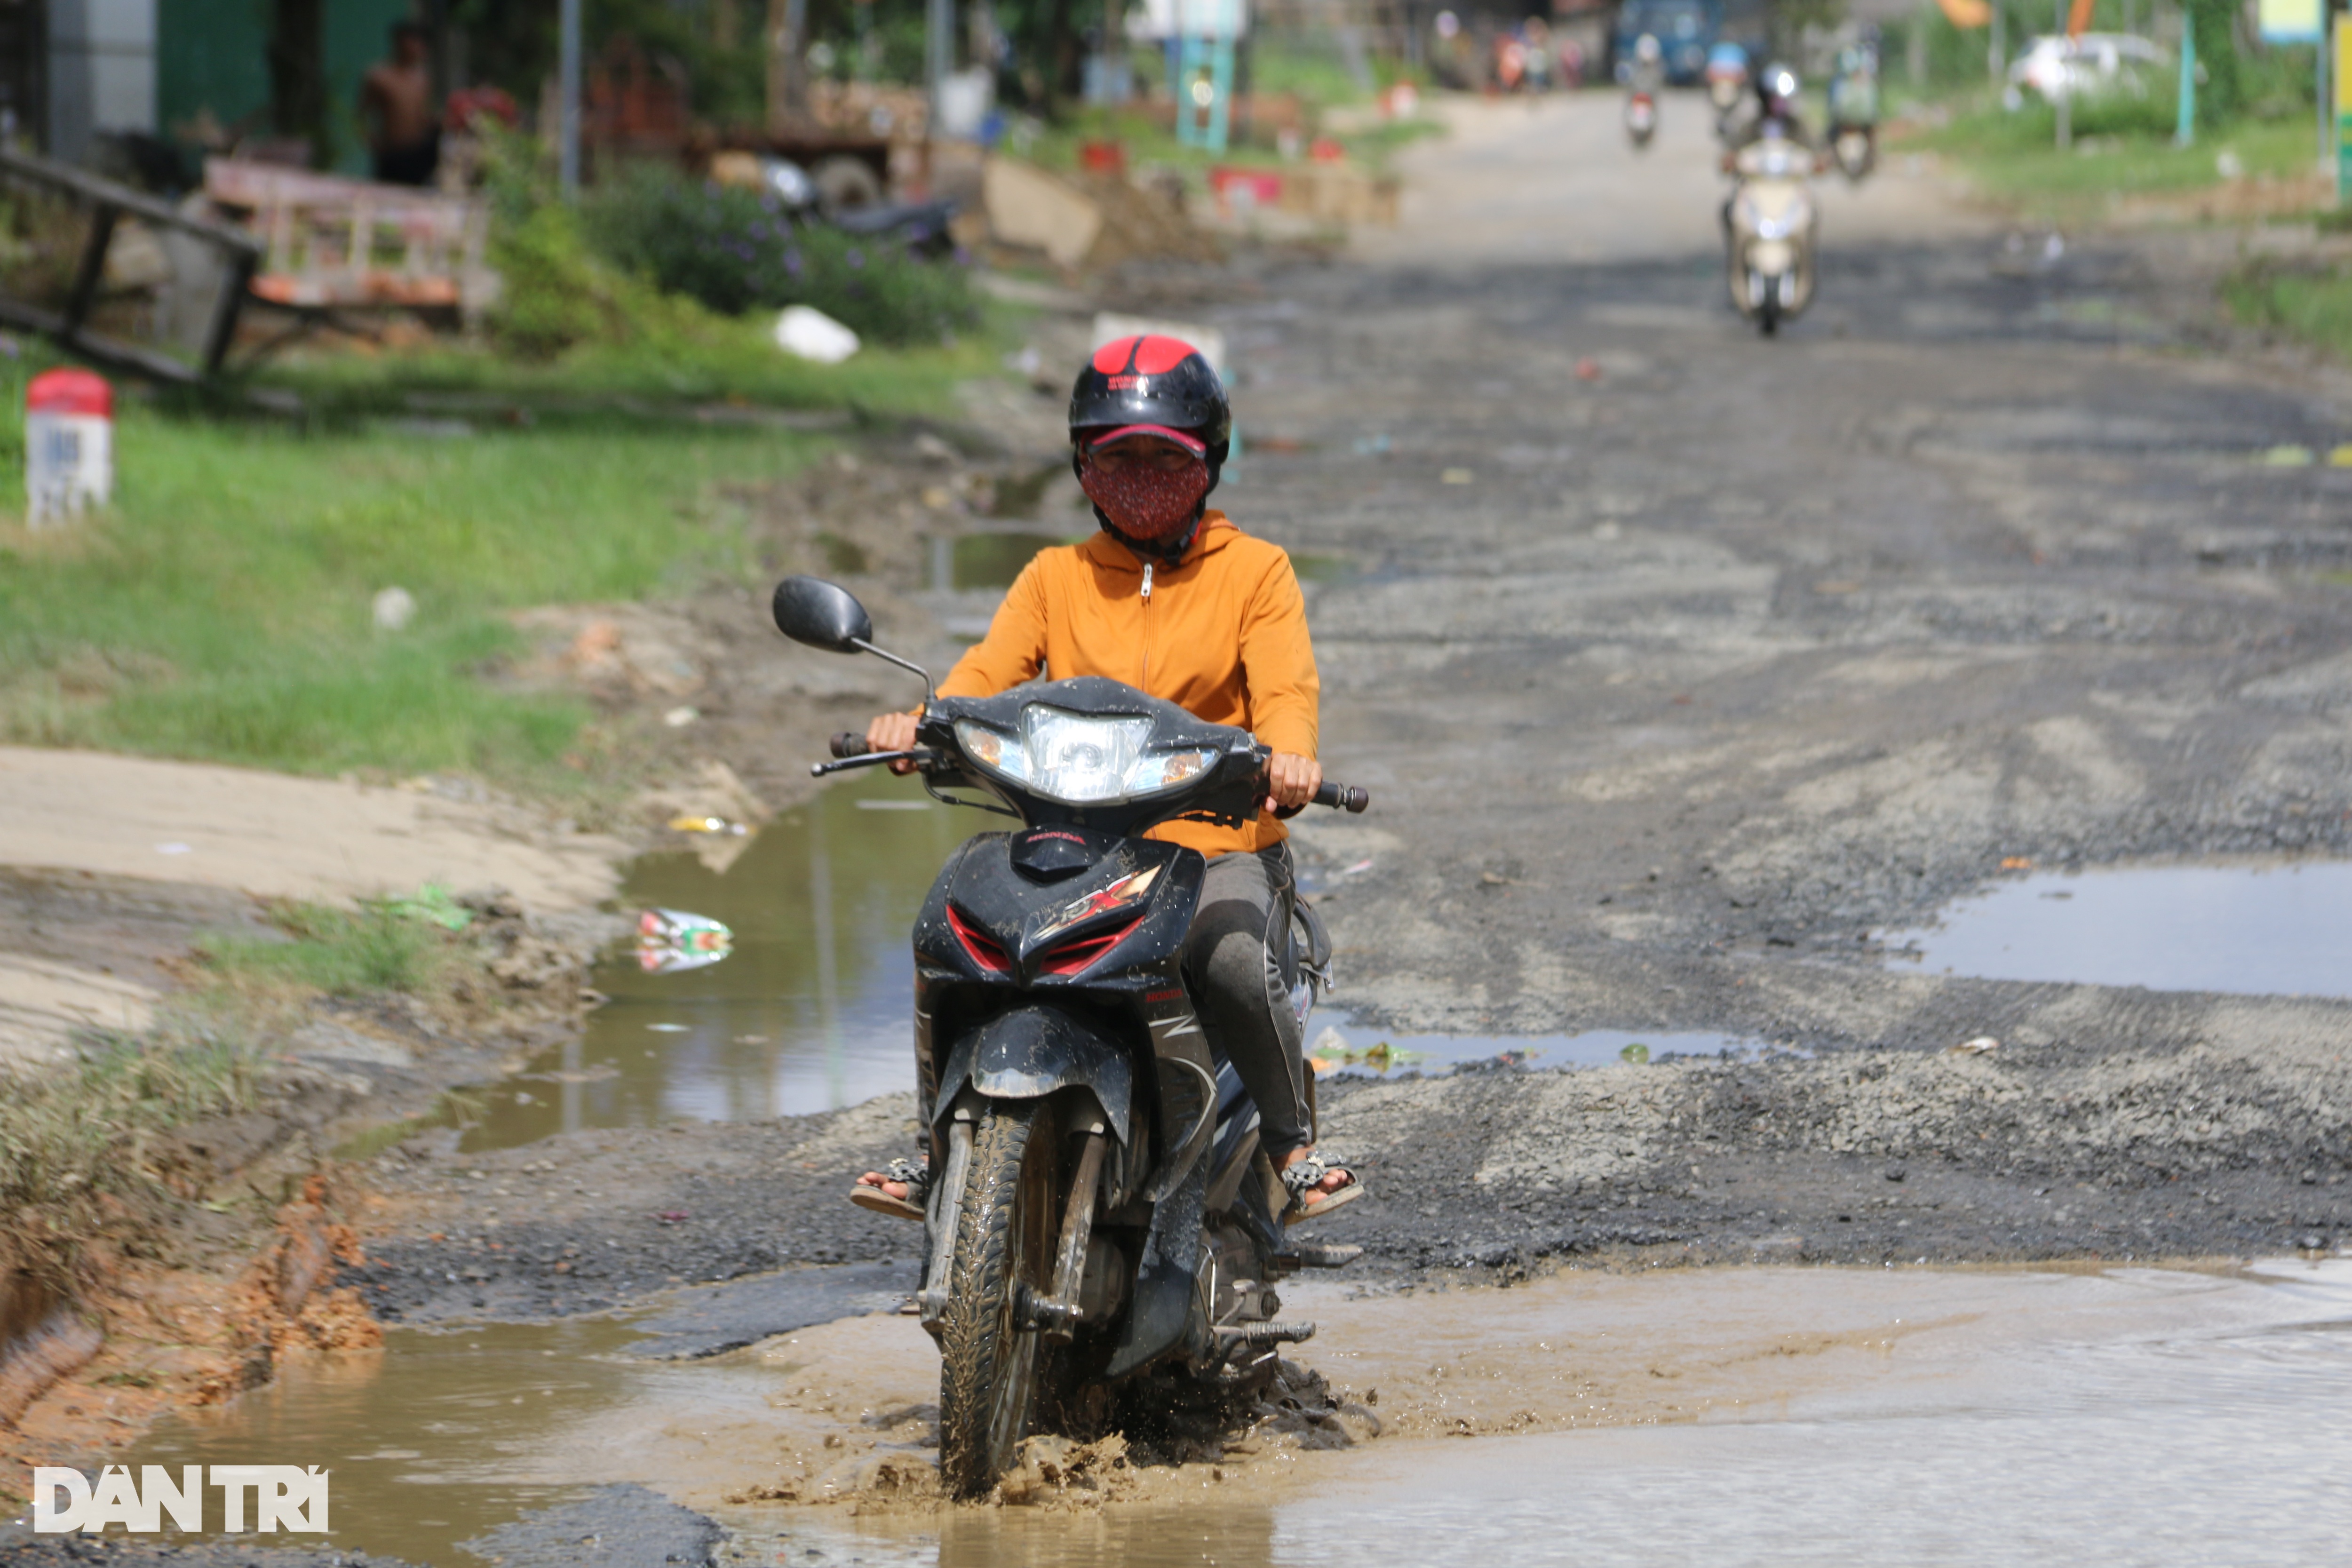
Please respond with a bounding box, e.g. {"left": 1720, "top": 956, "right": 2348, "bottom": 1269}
{"left": 117, "top": 1260, "right": 2352, "bottom": 1567}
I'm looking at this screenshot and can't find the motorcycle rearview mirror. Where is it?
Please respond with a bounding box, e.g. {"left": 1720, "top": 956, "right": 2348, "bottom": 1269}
{"left": 772, "top": 574, "right": 871, "bottom": 652}
{"left": 770, "top": 575, "right": 934, "bottom": 695}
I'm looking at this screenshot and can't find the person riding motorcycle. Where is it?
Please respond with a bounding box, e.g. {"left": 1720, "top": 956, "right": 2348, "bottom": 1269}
{"left": 1721, "top": 59, "right": 1815, "bottom": 236}
{"left": 1626, "top": 32, "right": 1666, "bottom": 97}
{"left": 1731, "top": 61, "right": 1813, "bottom": 151}
{"left": 852, "top": 335, "right": 1363, "bottom": 1226}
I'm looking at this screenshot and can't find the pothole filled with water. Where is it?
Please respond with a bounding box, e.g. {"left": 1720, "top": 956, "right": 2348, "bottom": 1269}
{"left": 120, "top": 1260, "right": 2352, "bottom": 1568}
{"left": 454, "top": 777, "right": 1692, "bottom": 1152}
{"left": 457, "top": 771, "right": 959, "bottom": 1153}
{"left": 1882, "top": 860, "right": 2352, "bottom": 1000}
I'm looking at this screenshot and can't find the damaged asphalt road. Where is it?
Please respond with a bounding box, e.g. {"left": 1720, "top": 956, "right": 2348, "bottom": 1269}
{"left": 335, "top": 119, "right": 2352, "bottom": 1334}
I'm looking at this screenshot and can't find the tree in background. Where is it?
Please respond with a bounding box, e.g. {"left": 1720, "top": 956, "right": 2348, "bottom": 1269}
{"left": 446, "top": 0, "right": 949, "bottom": 128}
{"left": 2185, "top": 0, "right": 2241, "bottom": 126}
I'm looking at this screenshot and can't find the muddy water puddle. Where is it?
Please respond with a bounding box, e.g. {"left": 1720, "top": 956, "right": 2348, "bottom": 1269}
{"left": 129, "top": 1260, "right": 2352, "bottom": 1566}
{"left": 457, "top": 772, "right": 961, "bottom": 1152}
{"left": 1885, "top": 860, "right": 2352, "bottom": 1000}
{"left": 456, "top": 777, "right": 1701, "bottom": 1151}
{"left": 134, "top": 1317, "right": 668, "bottom": 1561}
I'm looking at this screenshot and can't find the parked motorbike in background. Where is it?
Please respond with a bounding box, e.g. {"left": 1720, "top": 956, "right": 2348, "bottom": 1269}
{"left": 1826, "top": 43, "right": 1880, "bottom": 182}
{"left": 731, "top": 151, "right": 961, "bottom": 257}
{"left": 1723, "top": 132, "right": 1819, "bottom": 334}
{"left": 771, "top": 576, "right": 1373, "bottom": 1500}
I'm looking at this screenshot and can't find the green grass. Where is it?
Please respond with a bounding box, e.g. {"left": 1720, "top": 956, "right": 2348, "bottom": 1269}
{"left": 2225, "top": 259, "right": 2352, "bottom": 363}
{"left": 0, "top": 893, "right": 485, "bottom": 1288}
{"left": 1904, "top": 99, "right": 2320, "bottom": 223}
{"left": 0, "top": 341, "right": 868, "bottom": 795}
{"left": 0, "top": 1021, "right": 270, "bottom": 1286}
{"left": 248, "top": 308, "right": 1012, "bottom": 423}
{"left": 195, "top": 897, "right": 463, "bottom": 997}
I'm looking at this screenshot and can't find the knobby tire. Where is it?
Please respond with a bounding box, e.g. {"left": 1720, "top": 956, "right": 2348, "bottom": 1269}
{"left": 937, "top": 1098, "right": 1061, "bottom": 1499}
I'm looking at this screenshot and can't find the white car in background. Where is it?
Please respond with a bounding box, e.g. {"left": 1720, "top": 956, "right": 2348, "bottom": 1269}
{"left": 2006, "top": 32, "right": 2172, "bottom": 103}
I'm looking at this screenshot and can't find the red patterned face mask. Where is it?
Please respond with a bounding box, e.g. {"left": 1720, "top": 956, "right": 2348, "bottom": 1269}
{"left": 1079, "top": 454, "right": 1213, "bottom": 541}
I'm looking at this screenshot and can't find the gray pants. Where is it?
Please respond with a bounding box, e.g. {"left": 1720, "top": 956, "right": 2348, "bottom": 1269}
{"left": 1184, "top": 844, "right": 1313, "bottom": 1160}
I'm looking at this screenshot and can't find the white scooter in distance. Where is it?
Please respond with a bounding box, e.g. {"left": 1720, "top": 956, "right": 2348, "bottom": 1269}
{"left": 1723, "top": 132, "right": 1820, "bottom": 335}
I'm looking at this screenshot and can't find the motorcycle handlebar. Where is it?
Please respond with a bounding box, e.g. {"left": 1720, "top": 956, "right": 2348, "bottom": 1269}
{"left": 829, "top": 732, "right": 871, "bottom": 758}
{"left": 1313, "top": 781, "right": 1371, "bottom": 814}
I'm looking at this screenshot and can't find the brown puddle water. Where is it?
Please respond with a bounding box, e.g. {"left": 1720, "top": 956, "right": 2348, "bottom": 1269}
{"left": 457, "top": 770, "right": 961, "bottom": 1152}
{"left": 130, "top": 1259, "right": 2352, "bottom": 1566}
{"left": 449, "top": 769, "right": 1750, "bottom": 1154}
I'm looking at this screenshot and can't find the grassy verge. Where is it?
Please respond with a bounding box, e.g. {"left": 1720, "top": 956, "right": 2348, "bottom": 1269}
{"left": 1901, "top": 100, "right": 2320, "bottom": 224}
{"left": 1, "top": 1028, "right": 269, "bottom": 1270}
{"left": 0, "top": 321, "right": 1020, "bottom": 800}
{"left": 2223, "top": 258, "right": 2352, "bottom": 363}
{"left": 2, "top": 894, "right": 490, "bottom": 1298}
{"left": 243, "top": 304, "right": 1014, "bottom": 424}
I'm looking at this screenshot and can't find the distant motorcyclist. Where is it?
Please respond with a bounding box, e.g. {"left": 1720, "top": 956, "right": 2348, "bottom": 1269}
{"left": 1623, "top": 34, "right": 1664, "bottom": 146}
{"left": 1626, "top": 32, "right": 1666, "bottom": 98}
{"left": 1730, "top": 61, "right": 1814, "bottom": 151}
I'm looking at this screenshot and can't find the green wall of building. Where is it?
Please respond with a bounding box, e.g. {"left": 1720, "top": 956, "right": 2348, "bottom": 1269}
{"left": 157, "top": 0, "right": 415, "bottom": 175}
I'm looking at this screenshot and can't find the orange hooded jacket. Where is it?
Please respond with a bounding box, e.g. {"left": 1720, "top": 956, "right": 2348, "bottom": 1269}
{"left": 930, "top": 512, "right": 1318, "bottom": 858}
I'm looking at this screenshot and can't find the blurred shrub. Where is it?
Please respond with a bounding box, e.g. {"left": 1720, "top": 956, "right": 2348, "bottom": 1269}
{"left": 470, "top": 127, "right": 719, "bottom": 359}
{"left": 2066, "top": 71, "right": 2179, "bottom": 138}
{"left": 491, "top": 203, "right": 619, "bottom": 358}
{"left": 582, "top": 163, "right": 978, "bottom": 346}
{"left": 2241, "top": 42, "right": 2321, "bottom": 122}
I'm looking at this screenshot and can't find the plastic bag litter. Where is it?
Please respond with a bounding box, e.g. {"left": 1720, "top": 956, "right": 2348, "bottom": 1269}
{"left": 638, "top": 907, "right": 733, "bottom": 974}
{"left": 388, "top": 883, "right": 474, "bottom": 931}
{"left": 373, "top": 585, "right": 417, "bottom": 632}
{"left": 774, "top": 304, "right": 861, "bottom": 363}
{"left": 1306, "top": 1025, "right": 1422, "bottom": 1074}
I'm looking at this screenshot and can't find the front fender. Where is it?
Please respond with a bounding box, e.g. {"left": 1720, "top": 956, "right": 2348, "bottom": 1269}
{"left": 933, "top": 1005, "right": 1134, "bottom": 1146}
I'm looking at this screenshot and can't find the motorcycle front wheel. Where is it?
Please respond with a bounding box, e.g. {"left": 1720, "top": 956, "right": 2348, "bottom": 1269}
{"left": 937, "top": 1097, "right": 1063, "bottom": 1498}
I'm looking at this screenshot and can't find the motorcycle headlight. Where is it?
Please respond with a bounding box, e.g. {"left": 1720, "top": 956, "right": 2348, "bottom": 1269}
{"left": 957, "top": 710, "right": 1220, "bottom": 805}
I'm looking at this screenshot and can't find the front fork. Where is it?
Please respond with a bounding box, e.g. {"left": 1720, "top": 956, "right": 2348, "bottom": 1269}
{"left": 918, "top": 1092, "right": 1112, "bottom": 1342}
{"left": 915, "top": 1098, "right": 977, "bottom": 1334}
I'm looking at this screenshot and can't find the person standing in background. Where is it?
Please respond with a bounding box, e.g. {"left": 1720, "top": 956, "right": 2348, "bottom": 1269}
{"left": 361, "top": 21, "right": 439, "bottom": 186}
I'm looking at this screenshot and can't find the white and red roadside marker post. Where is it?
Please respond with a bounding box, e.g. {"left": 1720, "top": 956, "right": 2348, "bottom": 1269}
{"left": 25, "top": 365, "right": 113, "bottom": 526}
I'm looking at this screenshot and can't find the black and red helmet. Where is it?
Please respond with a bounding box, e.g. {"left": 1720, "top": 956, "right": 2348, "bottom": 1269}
{"left": 1069, "top": 334, "right": 1232, "bottom": 471}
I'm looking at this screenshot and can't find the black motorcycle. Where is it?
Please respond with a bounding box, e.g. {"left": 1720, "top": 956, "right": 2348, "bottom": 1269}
{"left": 771, "top": 575, "right": 1370, "bottom": 1498}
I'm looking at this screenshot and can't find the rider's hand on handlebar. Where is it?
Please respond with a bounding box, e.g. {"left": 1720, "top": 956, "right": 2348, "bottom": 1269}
{"left": 1265, "top": 752, "right": 1323, "bottom": 814}
{"left": 866, "top": 710, "right": 922, "bottom": 774}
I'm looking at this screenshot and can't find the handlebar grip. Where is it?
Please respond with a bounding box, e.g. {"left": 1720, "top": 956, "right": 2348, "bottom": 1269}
{"left": 829, "top": 732, "right": 871, "bottom": 759}
{"left": 1314, "top": 782, "right": 1370, "bottom": 814}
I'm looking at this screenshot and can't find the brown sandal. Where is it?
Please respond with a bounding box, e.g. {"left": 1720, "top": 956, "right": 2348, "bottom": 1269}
{"left": 849, "top": 1158, "right": 929, "bottom": 1222}
{"left": 1280, "top": 1151, "right": 1364, "bottom": 1226}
